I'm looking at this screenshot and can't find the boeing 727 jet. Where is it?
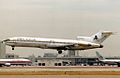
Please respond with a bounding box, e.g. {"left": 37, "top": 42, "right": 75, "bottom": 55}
{"left": 2, "top": 31, "right": 113, "bottom": 54}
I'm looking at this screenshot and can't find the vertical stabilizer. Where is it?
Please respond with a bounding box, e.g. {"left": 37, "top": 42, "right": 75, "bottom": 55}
{"left": 77, "top": 31, "right": 113, "bottom": 44}
{"left": 91, "top": 31, "right": 113, "bottom": 44}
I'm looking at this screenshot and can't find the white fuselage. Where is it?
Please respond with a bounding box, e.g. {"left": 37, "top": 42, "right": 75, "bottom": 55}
{"left": 101, "top": 59, "right": 120, "bottom": 64}
{"left": 0, "top": 59, "right": 31, "bottom": 63}
{"left": 0, "top": 59, "right": 31, "bottom": 66}
{"left": 3, "top": 37, "right": 102, "bottom": 50}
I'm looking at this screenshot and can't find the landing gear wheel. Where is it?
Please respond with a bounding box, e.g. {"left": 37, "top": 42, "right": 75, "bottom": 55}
{"left": 58, "top": 50, "right": 62, "bottom": 54}
{"left": 117, "top": 63, "right": 120, "bottom": 67}
{"left": 12, "top": 46, "right": 15, "bottom": 50}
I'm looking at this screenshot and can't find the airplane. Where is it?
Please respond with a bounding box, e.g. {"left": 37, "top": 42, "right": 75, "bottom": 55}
{"left": 2, "top": 31, "right": 113, "bottom": 54}
{"left": 96, "top": 51, "right": 120, "bottom": 67}
{"left": 0, "top": 59, "right": 31, "bottom": 67}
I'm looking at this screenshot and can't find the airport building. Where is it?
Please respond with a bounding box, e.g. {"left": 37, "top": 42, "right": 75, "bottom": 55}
{"left": 33, "top": 51, "right": 120, "bottom": 66}
{"left": 0, "top": 41, "right": 6, "bottom": 59}
{"left": 6, "top": 53, "right": 19, "bottom": 59}
{"left": 33, "top": 51, "right": 99, "bottom": 66}
{"left": 36, "top": 56, "right": 99, "bottom": 66}
{"left": 3, "top": 50, "right": 120, "bottom": 67}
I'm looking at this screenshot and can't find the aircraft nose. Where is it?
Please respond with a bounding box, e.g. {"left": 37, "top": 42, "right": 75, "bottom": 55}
{"left": 2, "top": 39, "right": 10, "bottom": 42}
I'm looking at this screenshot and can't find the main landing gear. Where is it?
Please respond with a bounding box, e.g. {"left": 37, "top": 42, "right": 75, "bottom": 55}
{"left": 57, "top": 50, "right": 62, "bottom": 54}
{"left": 117, "top": 63, "right": 120, "bottom": 67}
{"left": 11, "top": 46, "right": 15, "bottom": 50}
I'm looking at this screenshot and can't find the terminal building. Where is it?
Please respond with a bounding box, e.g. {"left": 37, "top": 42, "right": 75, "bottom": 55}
{"left": 33, "top": 51, "right": 120, "bottom": 66}
{"left": 36, "top": 56, "right": 99, "bottom": 66}
{"left": 0, "top": 41, "right": 6, "bottom": 59}
{"left": 35, "top": 51, "right": 99, "bottom": 66}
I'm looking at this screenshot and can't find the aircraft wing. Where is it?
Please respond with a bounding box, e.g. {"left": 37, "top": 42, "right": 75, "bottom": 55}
{"left": 49, "top": 41, "right": 101, "bottom": 50}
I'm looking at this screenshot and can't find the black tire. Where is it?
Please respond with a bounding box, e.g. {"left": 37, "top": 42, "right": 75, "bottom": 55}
{"left": 117, "top": 63, "right": 120, "bottom": 67}
{"left": 12, "top": 46, "right": 15, "bottom": 50}
{"left": 58, "top": 50, "right": 62, "bottom": 54}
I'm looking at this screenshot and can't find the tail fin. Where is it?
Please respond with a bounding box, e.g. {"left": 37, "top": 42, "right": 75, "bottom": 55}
{"left": 77, "top": 31, "right": 113, "bottom": 44}
{"left": 90, "top": 31, "right": 113, "bottom": 44}
{"left": 96, "top": 51, "right": 105, "bottom": 61}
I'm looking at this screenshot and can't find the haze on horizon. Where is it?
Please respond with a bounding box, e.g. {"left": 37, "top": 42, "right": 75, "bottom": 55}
{"left": 0, "top": 0, "right": 120, "bottom": 57}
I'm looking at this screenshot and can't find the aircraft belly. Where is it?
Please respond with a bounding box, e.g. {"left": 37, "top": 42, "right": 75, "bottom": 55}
{"left": 47, "top": 44, "right": 98, "bottom": 50}
{"left": 69, "top": 46, "right": 97, "bottom": 50}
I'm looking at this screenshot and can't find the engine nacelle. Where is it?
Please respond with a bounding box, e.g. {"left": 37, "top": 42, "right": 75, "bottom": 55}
{"left": 77, "top": 36, "right": 92, "bottom": 42}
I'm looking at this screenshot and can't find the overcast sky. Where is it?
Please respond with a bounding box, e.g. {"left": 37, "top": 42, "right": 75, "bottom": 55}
{"left": 0, "top": 0, "right": 120, "bottom": 57}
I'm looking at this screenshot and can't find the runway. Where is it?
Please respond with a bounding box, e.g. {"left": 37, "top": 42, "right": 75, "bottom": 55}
{"left": 0, "top": 75, "right": 120, "bottom": 78}
{"left": 0, "top": 66, "right": 120, "bottom": 75}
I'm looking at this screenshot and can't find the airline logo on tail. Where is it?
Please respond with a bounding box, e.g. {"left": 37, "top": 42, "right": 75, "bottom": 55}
{"left": 93, "top": 35, "right": 98, "bottom": 40}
